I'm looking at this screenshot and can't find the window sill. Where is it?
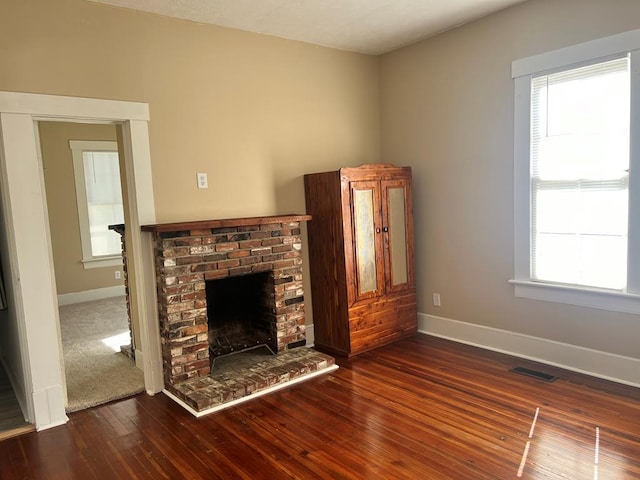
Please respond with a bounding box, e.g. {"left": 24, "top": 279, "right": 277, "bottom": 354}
{"left": 509, "top": 280, "right": 640, "bottom": 315}
{"left": 82, "top": 256, "right": 123, "bottom": 270}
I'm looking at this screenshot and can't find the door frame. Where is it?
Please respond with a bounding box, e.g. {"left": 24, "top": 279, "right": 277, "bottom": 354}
{"left": 0, "top": 91, "right": 163, "bottom": 430}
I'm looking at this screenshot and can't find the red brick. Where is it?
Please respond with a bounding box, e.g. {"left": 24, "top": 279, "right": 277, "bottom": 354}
{"left": 190, "top": 264, "right": 214, "bottom": 273}
{"left": 177, "top": 256, "right": 203, "bottom": 265}
{"left": 217, "top": 259, "right": 240, "bottom": 269}
{"left": 185, "top": 359, "right": 210, "bottom": 372}
{"left": 181, "top": 308, "right": 207, "bottom": 320}
{"left": 216, "top": 242, "right": 238, "bottom": 252}
{"left": 252, "top": 263, "right": 272, "bottom": 273}
{"left": 203, "top": 253, "right": 227, "bottom": 263}
{"left": 166, "top": 302, "right": 194, "bottom": 314}
{"left": 261, "top": 238, "right": 282, "bottom": 247}
{"left": 161, "top": 247, "right": 190, "bottom": 257}
{"left": 239, "top": 239, "right": 262, "bottom": 249}
{"left": 240, "top": 256, "right": 261, "bottom": 266}
{"left": 228, "top": 250, "right": 250, "bottom": 259}
{"left": 282, "top": 236, "right": 301, "bottom": 245}
{"left": 163, "top": 284, "right": 194, "bottom": 295}
{"left": 205, "top": 270, "right": 229, "bottom": 280}
{"left": 189, "top": 245, "right": 215, "bottom": 255}
{"left": 165, "top": 294, "right": 181, "bottom": 305}
{"left": 259, "top": 223, "right": 282, "bottom": 231}
{"left": 273, "top": 259, "right": 297, "bottom": 270}
{"left": 229, "top": 266, "right": 252, "bottom": 276}
{"left": 174, "top": 237, "right": 202, "bottom": 247}
{"left": 178, "top": 274, "right": 204, "bottom": 284}
{"left": 190, "top": 229, "right": 212, "bottom": 236}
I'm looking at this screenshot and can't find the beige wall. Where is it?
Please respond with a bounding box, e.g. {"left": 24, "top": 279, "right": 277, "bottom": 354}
{"left": 39, "top": 122, "right": 124, "bottom": 295}
{"left": 380, "top": 0, "right": 640, "bottom": 358}
{"left": 0, "top": 0, "right": 380, "bottom": 224}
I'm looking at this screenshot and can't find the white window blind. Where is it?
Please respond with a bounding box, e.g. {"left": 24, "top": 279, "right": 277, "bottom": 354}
{"left": 530, "top": 56, "right": 630, "bottom": 290}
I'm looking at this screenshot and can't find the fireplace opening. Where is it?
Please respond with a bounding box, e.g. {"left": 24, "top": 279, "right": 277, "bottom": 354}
{"left": 205, "top": 272, "right": 276, "bottom": 369}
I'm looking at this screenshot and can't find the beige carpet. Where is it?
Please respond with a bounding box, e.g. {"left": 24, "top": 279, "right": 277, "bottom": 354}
{"left": 59, "top": 296, "right": 144, "bottom": 413}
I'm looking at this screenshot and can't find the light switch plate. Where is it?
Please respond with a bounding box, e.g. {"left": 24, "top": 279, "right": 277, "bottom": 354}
{"left": 197, "top": 172, "right": 208, "bottom": 189}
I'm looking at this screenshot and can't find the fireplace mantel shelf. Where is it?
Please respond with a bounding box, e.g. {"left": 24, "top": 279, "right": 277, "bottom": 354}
{"left": 141, "top": 214, "right": 311, "bottom": 233}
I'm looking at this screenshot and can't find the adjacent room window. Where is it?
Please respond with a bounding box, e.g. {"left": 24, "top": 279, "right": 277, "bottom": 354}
{"left": 511, "top": 29, "right": 640, "bottom": 314}
{"left": 70, "top": 140, "right": 124, "bottom": 269}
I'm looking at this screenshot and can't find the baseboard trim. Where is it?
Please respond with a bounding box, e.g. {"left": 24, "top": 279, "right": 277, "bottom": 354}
{"left": 305, "top": 323, "right": 315, "bottom": 348}
{"left": 418, "top": 313, "right": 640, "bottom": 388}
{"left": 57, "top": 286, "right": 125, "bottom": 306}
{"left": 32, "top": 384, "right": 68, "bottom": 431}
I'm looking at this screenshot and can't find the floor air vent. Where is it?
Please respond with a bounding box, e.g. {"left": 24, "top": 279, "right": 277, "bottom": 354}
{"left": 510, "top": 366, "right": 558, "bottom": 382}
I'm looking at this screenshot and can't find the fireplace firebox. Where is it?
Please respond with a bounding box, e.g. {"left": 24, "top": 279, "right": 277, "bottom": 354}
{"left": 206, "top": 272, "right": 275, "bottom": 365}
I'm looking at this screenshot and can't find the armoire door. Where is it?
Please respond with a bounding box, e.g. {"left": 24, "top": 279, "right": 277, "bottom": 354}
{"left": 348, "top": 180, "right": 385, "bottom": 304}
{"left": 381, "top": 177, "right": 414, "bottom": 294}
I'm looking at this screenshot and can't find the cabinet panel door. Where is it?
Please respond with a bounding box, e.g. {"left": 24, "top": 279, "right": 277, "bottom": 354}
{"left": 349, "top": 181, "right": 384, "bottom": 303}
{"left": 382, "top": 177, "right": 415, "bottom": 293}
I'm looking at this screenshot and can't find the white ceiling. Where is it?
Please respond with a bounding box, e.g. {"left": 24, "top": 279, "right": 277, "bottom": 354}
{"left": 89, "top": 0, "right": 526, "bottom": 55}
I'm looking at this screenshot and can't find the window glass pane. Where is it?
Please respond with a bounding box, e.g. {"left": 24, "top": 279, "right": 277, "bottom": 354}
{"left": 532, "top": 59, "right": 630, "bottom": 180}
{"left": 534, "top": 233, "right": 627, "bottom": 290}
{"left": 82, "top": 151, "right": 124, "bottom": 257}
{"left": 530, "top": 57, "right": 630, "bottom": 290}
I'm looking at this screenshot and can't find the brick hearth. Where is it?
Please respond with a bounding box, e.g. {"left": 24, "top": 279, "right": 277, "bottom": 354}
{"left": 171, "top": 347, "right": 334, "bottom": 412}
{"left": 141, "top": 214, "right": 336, "bottom": 411}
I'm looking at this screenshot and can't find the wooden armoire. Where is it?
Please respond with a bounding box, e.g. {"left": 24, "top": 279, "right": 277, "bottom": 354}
{"left": 304, "top": 163, "right": 417, "bottom": 357}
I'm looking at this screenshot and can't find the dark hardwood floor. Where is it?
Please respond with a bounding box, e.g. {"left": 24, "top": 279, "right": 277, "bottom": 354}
{"left": 1, "top": 334, "right": 639, "bottom": 479}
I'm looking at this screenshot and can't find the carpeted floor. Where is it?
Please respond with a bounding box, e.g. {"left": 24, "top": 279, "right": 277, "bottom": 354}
{"left": 59, "top": 296, "right": 144, "bottom": 413}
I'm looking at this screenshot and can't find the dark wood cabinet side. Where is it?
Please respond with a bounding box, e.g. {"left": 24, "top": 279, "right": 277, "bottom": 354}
{"left": 304, "top": 171, "right": 351, "bottom": 356}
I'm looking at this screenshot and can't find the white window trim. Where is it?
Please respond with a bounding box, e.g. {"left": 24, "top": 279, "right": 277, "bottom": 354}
{"left": 511, "top": 28, "right": 640, "bottom": 315}
{"left": 69, "top": 140, "right": 123, "bottom": 269}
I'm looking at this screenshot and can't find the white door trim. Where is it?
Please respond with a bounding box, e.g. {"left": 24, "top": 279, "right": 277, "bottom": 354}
{"left": 0, "top": 91, "right": 162, "bottom": 430}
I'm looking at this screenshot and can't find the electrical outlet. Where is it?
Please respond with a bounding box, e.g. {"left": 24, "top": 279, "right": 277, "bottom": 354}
{"left": 432, "top": 293, "right": 441, "bottom": 307}
{"left": 115, "top": 271, "right": 121, "bottom": 280}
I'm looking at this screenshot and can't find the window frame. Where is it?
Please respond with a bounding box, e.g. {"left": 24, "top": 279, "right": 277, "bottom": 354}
{"left": 70, "top": 140, "right": 124, "bottom": 269}
{"left": 511, "top": 29, "right": 640, "bottom": 315}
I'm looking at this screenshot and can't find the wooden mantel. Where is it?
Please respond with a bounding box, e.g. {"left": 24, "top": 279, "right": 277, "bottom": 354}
{"left": 141, "top": 214, "right": 311, "bottom": 233}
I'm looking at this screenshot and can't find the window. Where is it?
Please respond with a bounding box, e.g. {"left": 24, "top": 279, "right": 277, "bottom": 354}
{"left": 511, "top": 29, "right": 640, "bottom": 314}
{"left": 70, "top": 140, "right": 124, "bottom": 269}
{"left": 531, "top": 57, "right": 629, "bottom": 290}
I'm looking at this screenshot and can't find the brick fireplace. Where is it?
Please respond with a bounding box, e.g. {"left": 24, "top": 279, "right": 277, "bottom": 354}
{"left": 141, "top": 215, "right": 335, "bottom": 413}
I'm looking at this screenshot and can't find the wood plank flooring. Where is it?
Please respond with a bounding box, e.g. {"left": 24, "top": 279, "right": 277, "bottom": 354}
{"left": 1, "top": 334, "right": 639, "bottom": 479}
{"left": 0, "top": 362, "right": 34, "bottom": 441}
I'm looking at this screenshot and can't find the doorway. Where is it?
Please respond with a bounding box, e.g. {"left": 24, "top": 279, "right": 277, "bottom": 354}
{"left": 38, "top": 121, "right": 143, "bottom": 412}
{"left": 0, "top": 91, "right": 163, "bottom": 430}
